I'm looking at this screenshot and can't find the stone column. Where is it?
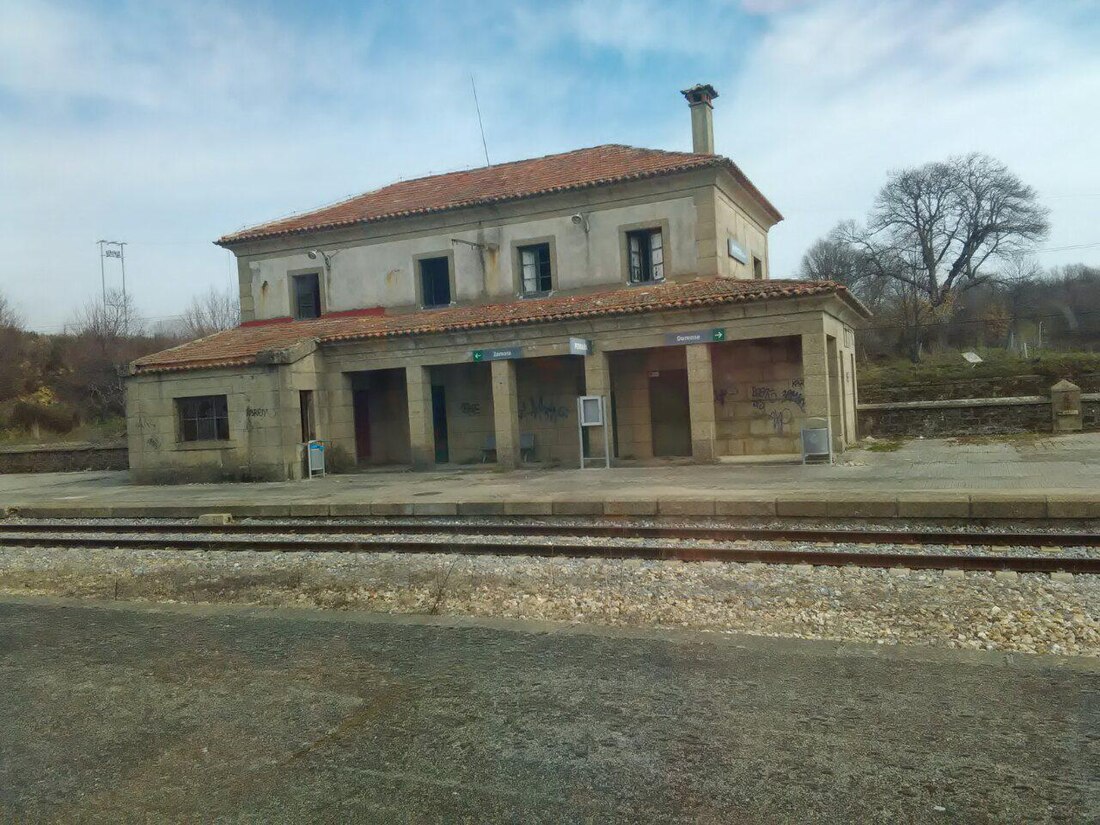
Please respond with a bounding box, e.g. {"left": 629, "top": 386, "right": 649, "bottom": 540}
{"left": 686, "top": 344, "right": 718, "bottom": 462}
{"left": 491, "top": 359, "right": 521, "bottom": 469}
{"left": 583, "top": 351, "right": 615, "bottom": 465}
{"left": 406, "top": 365, "right": 435, "bottom": 470}
{"left": 801, "top": 328, "right": 833, "bottom": 445}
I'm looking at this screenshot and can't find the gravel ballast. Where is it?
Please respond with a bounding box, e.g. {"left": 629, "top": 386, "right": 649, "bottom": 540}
{"left": 1, "top": 544, "right": 1096, "bottom": 657}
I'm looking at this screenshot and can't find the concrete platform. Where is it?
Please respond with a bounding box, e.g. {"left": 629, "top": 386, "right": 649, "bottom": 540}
{"left": 1, "top": 434, "right": 1098, "bottom": 521}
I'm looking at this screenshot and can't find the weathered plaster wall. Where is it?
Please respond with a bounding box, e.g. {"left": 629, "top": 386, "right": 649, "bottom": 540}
{"left": 714, "top": 188, "right": 769, "bottom": 280}
{"left": 242, "top": 194, "right": 697, "bottom": 321}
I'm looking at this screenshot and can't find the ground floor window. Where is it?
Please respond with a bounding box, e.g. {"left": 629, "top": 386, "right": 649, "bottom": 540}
{"left": 177, "top": 395, "right": 229, "bottom": 442}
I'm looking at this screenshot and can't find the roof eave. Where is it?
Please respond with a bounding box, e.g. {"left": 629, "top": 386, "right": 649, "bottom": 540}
{"left": 214, "top": 158, "right": 730, "bottom": 248}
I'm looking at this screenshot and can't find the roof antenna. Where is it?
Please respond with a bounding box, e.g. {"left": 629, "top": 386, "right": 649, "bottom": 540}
{"left": 471, "top": 74, "right": 491, "bottom": 167}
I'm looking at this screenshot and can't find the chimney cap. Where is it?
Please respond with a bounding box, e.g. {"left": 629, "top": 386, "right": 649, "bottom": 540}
{"left": 681, "top": 84, "right": 719, "bottom": 107}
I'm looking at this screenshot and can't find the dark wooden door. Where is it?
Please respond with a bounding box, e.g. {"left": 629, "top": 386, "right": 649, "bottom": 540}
{"left": 648, "top": 370, "right": 691, "bottom": 457}
{"left": 431, "top": 386, "right": 449, "bottom": 463}
{"left": 353, "top": 389, "right": 371, "bottom": 462}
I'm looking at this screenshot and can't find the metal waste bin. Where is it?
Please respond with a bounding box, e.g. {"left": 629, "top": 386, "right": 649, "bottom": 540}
{"left": 800, "top": 417, "right": 832, "bottom": 465}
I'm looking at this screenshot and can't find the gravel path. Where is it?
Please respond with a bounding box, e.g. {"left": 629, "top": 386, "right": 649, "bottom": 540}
{"left": 0, "top": 544, "right": 1096, "bottom": 657}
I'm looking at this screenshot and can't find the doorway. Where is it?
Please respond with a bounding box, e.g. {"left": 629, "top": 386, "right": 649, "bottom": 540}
{"left": 352, "top": 389, "right": 371, "bottom": 461}
{"left": 432, "top": 385, "right": 449, "bottom": 463}
{"left": 648, "top": 369, "right": 691, "bottom": 456}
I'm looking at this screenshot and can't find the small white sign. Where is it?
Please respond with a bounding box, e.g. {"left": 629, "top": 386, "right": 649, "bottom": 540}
{"left": 727, "top": 238, "right": 748, "bottom": 264}
{"left": 962, "top": 351, "right": 983, "bottom": 364}
{"left": 578, "top": 396, "right": 604, "bottom": 426}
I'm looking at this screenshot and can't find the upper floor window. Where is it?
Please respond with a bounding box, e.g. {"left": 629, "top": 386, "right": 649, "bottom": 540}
{"left": 293, "top": 273, "right": 321, "bottom": 319}
{"left": 518, "top": 243, "right": 552, "bottom": 295}
{"left": 627, "top": 228, "right": 664, "bottom": 283}
{"left": 177, "top": 395, "right": 229, "bottom": 442}
{"left": 753, "top": 256, "right": 764, "bottom": 280}
{"left": 419, "top": 256, "right": 451, "bottom": 308}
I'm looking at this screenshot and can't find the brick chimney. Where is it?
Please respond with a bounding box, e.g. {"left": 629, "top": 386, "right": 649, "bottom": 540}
{"left": 681, "top": 84, "right": 718, "bottom": 155}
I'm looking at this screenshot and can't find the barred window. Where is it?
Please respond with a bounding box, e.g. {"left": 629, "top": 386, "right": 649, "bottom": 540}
{"left": 177, "top": 395, "right": 229, "bottom": 442}
{"left": 518, "top": 243, "right": 552, "bottom": 295}
{"left": 627, "top": 228, "right": 664, "bottom": 283}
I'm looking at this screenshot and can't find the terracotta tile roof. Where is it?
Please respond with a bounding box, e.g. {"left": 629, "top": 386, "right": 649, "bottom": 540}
{"left": 216, "top": 145, "right": 782, "bottom": 245}
{"left": 131, "top": 279, "right": 864, "bottom": 375}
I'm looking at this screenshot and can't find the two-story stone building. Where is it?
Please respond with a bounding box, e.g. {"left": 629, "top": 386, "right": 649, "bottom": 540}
{"left": 126, "top": 85, "right": 869, "bottom": 482}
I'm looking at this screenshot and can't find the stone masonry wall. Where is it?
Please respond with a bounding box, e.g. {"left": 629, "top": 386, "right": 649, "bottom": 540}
{"left": 856, "top": 395, "right": 1100, "bottom": 438}
{"left": 0, "top": 443, "right": 128, "bottom": 474}
{"left": 711, "top": 336, "right": 804, "bottom": 456}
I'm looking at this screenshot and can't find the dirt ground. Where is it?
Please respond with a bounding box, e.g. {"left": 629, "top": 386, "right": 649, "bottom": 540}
{"left": 1, "top": 597, "right": 1096, "bottom": 823}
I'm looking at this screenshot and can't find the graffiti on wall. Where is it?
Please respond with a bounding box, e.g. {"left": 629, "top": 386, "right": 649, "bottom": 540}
{"left": 748, "top": 378, "right": 806, "bottom": 435}
{"left": 519, "top": 396, "right": 570, "bottom": 424}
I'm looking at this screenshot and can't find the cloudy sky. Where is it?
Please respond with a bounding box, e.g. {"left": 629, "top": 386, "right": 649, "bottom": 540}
{"left": 1, "top": 0, "right": 1098, "bottom": 331}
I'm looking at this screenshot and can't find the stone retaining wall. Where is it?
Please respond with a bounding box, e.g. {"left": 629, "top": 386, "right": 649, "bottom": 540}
{"left": 0, "top": 443, "right": 129, "bottom": 474}
{"left": 858, "top": 393, "right": 1100, "bottom": 438}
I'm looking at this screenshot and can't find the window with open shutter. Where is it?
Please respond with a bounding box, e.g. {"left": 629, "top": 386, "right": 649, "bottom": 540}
{"left": 518, "top": 243, "right": 552, "bottom": 295}
{"left": 627, "top": 228, "right": 665, "bottom": 283}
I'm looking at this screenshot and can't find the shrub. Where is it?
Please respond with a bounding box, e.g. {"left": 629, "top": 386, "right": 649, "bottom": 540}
{"left": 9, "top": 400, "right": 78, "bottom": 434}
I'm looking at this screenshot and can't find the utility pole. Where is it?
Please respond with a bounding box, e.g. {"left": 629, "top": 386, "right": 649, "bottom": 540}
{"left": 97, "top": 240, "right": 129, "bottom": 333}
{"left": 96, "top": 240, "right": 107, "bottom": 306}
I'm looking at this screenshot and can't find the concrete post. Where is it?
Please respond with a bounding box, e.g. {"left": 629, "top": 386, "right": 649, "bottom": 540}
{"left": 1051, "top": 380, "right": 1083, "bottom": 432}
{"left": 406, "top": 365, "right": 435, "bottom": 470}
{"left": 491, "top": 359, "right": 521, "bottom": 469}
{"left": 583, "top": 351, "right": 615, "bottom": 466}
{"left": 686, "top": 344, "right": 718, "bottom": 462}
{"left": 801, "top": 330, "right": 833, "bottom": 445}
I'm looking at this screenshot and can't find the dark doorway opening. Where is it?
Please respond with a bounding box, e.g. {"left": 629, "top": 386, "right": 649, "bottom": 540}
{"left": 648, "top": 369, "right": 691, "bottom": 456}
{"left": 299, "top": 390, "right": 316, "bottom": 443}
{"left": 432, "top": 385, "right": 449, "bottom": 463}
{"left": 352, "top": 389, "right": 371, "bottom": 461}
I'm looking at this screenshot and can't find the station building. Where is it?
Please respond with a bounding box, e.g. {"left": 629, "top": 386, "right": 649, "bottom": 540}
{"left": 126, "top": 85, "right": 869, "bottom": 482}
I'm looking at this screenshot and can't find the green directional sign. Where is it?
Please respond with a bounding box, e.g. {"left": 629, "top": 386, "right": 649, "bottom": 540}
{"left": 471, "top": 347, "right": 523, "bottom": 362}
{"left": 665, "top": 328, "right": 727, "bottom": 346}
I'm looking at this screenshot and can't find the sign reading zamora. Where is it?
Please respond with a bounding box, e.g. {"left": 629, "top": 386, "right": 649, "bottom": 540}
{"left": 471, "top": 346, "right": 524, "bottom": 362}
{"left": 664, "top": 328, "right": 726, "bottom": 346}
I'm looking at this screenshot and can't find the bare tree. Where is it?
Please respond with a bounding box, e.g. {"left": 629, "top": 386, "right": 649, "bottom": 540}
{"left": 178, "top": 285, "right": 239, "bottom": 339}
{"left": 846, "top": 153, "right": 1049, "bottom": 309}
{"left": 0, "top": 290, "right": 21, "bottom": 330}
{"left": 66, "top": 289, "right": 142, "bottom": 350}
{"left": 59, "top": 290, "right": 143, "bottom": 418}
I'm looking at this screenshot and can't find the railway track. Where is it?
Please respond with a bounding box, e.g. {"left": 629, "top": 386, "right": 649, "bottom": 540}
{"left": 0, "top": 519, "right": 1097, "bottom": 574}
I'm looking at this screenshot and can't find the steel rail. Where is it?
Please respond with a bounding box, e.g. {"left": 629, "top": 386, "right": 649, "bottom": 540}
{"left": 0, "top": 528, "right": 1096, "bottom": 574}
{"left": 0, "top": 519, "right": 1097, "bottom": 548}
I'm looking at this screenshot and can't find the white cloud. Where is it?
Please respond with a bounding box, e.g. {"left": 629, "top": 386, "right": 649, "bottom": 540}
{"left": 0, "top": 0, "right": 1097, "bottom": 331}
{"left": 720, "top": 0, "right": 1100, "bottom": 277}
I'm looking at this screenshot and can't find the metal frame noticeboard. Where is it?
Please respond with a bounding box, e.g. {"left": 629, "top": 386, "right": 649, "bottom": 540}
{"left": 577, "top": 395, "right": 610, "bottom": 469}
{"left": 306, "top": 440, "right": 326, "bottom": 479}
